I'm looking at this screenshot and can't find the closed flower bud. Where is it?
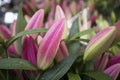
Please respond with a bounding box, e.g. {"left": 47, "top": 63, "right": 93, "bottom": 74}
{"left": 104, "top": 63, "right": 120, "bottom": 80}
{"left": 22, "top": 35, "right": 38, "bottom": 66}
{"left": 37, "top": 19, "right": 64, "bottom": 70}
{"left": 84, "top": 27, "right": 116, "bottom": 61}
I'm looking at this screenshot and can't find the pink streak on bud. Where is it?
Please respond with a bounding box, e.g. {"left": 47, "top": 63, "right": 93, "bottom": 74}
{"left": 94, "top": 53, "right": 108, "bottom": 71}
{"left": 37, "top": 19, "right": 65, "bottom": 70}
{"left": 22, "top": 35, "right": 38, "bottom": 66}
{"left": 56, "top": 41, "right": 69, "bottom": 62}
{"left": 0, "top": 25, "right": 11, "bottom": 40}
{"left": 87, "top": 27, "right": 115, "bottom": 48}
{"left": 104, "top": 63, "right": 120, "bottom": 80}
{"left": 25, "top": 9, "right": 44, "bottom": 30}
{"left": 107, "top": 54, "right": 120, "bottom": 68}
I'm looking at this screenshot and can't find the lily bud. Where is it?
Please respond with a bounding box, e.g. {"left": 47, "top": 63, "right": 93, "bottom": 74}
{"left": 25, "top": 9, "right": 44, "bottom": 39}
{"left": 22, "top": 35, "right": 38, "bottom": 66}
{"left": 0, "top": 25, "right": 19, "bottom": 56}
{"left": 55, "top": 41, "right": 69, "bottom": 62}
{"left": 94, "top": 53, "right": 108, "bottom": 71}
{"left": 84, "top": 27, "right": 117, "bottom": 61}
{"left": 107, "top": 54, "right": 120, "bottom": 68}
{"left": 25, "top": 9, "right": 44, "bottom": 30}
{"left": 37, "top": 19, "right": 65, "bottom": 70}
{"left": 104, "top": 63, "right": 120, "bottom": 80}
{"left": 55, "top": 5, "right": 68, "bottom": 39}
{"left": 0, "top": 25, "right": 11, "bottom": 40}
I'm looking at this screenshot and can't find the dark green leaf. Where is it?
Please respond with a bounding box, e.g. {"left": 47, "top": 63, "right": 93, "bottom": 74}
{"left": 38, "top": 48, "right": 81, "bottom": 80}
{"left": 16, "top": 4, "right": 27, "bottom": 54}
{"left": 0, "top": 58, "right": 37, "bottom": 70}
{"left": 68, "top": 73, "right": 81, "bottom": 80}
{"left": 82, "top": 71, "right": 113, "bottom": 80}
{"left": 6, "top": 28, "right": 47, "bottom": 47}
{"left": 67, "top": 18, "right": 80, "bottom": 54}
{"left": 70, "top": 29, "right": 95, "bottom": 41}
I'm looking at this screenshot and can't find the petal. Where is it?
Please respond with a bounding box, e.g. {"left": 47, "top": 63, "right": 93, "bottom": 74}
{"left": 25, "top": 9, "right": 44, "bottom": 30}
{"left": 84, "top": 27, "right": 117, "bottom": 61}
{"left": 107, "top": 54, "right": 120, "bottom": 68}
{"left": 37, "top": 19, "right": 65, "bottom": 70}
{"left": 22, "top": 35, "right": 38, "bottom": 66}
{"left": 104, "top": 63, "right": 120, "bottom": 80}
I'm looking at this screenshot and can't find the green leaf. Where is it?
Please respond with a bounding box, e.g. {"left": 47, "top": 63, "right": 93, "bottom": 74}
{"left": 82, "top": 71, "right": 113, "bottom": 80}
{"left": 67, "top": 18, "right": 80, "bottom": 54}
{"left": 70, "top": 29, "right": 95, "bottom": 41}
{"left": 16, "top": 3, "right": 26, "bottom": 33}
{"left": 16, "top": 4, "right": 27, "bottom": 54}
{"left": 0, "top": 58, "right": 37, "bottom": 70}
{"left": 38, "top": 48, "right": 81, "bottom": 80}
{"left": 68, "top": 73, "right": 81, "bottom": 80}
{"left": 6, "top": 28, "right": 47, "bottom": 47}
{"left": 68, "top": 18, "right": 79, "bottom": 39}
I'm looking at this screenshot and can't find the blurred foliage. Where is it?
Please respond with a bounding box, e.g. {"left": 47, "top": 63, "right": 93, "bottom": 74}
{"left": 94, "top": 0, "right": 120, "bottom": 24}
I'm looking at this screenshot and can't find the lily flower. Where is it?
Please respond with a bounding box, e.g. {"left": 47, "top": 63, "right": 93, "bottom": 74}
{"left": 25, "top": 9, "right": 44, "bottom": 39}
{"left": 22, "top": 35, "right": 38, "bottom": 66}
{"left": 55, "top": 5, "right": 68, "bottom": 40}
{"left": 104, "top": 63, "right": 120, "bottom": 80}
{"left": 0, "top": 25, "right": 18, "bottom": 56}
{"left": 84, "top": 26, "right": 117, "bottom": 61}
{"left": 94, "top": 53, "right": 108, "bottom": 71}
{"left": 37, "top": 19, "right": 65, "bottom": 70}
{"left": 25, "top": 9, "right": 44, "bottom": 30}
{"left": 107, "top": 54, "right": 120, "bottom": 68}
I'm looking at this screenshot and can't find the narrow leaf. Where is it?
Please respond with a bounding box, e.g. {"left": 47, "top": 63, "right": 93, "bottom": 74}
{"left": 68, "top": 18, "right": 79, "bottom": 39}
{"left": 16, "top": 3, "right": 27, "bottom": 54}
{"left": 70, "top": 29, "right": 95, "bottom": 41}
{"left": 6, "top": 28, "right": 47, "bottom": 47}
{"left": 67, "top": 18, "right": 80, "bottom": 54}
{"left": 0, "top": 58, "right": 37, "bottom": 70}
{"left": 68, "top": 73, "right": 81, "bottom": 80}
{"left": 82, "top": 71, "right": 113, "bottom": 80}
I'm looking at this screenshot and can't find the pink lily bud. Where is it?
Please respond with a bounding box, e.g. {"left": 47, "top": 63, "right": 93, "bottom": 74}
{"left": 55, "top": 41, "right": 69, "bottom": 62}
{"left": 104, "top": 63, "right": 120, "bottom": 80}
{"left": 107, "top": 54, "right": 120, "bottom": 68}
{"left": 94, "top": 53, "right": 108, "bottom": 71}
{"left": 25, "top": 9, "right": 44, "bottom": 39}
{"left": 55, "top": 5, "right": 65, "bottom": 21}
{"left": 55, "top": 5, "right": 68, "bottom": 39}
{"left": 0, "top": 25, "right": 11, "bottom": 41}
{"left": 84, "top": 27, "right": 117, "bottom": 61}
{"left": 22, "top": 35, "right": 38, "bottom": 66}
{"left": 37, "top": 19, "right": 65, "bottom": 70}
{"left": 0, "top": 25, "right": 19, "bottom": 56}
{"left": 25, "top": 9, "right": 44, "bottom": 30}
